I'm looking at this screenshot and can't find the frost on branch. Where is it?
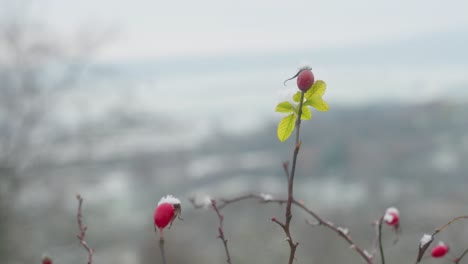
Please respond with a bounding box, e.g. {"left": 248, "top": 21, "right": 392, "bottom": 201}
{"left": 419, "top": 234, "right": 433, "bottom": 248}
{"left": 260, "top": 193, "right": 273, "bottom": 202}
{"left": 189, "top": 195, "right": 213, "bottom": 209}
{"left": 337, "top": 226, "right": 349, "bottom": 235}
{"left": 363, "top": 250, "right": 373, "bottom": 259}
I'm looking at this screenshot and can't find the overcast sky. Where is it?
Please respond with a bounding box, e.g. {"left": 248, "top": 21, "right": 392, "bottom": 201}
{"left": 17, "top": 0, "right": 468, "bottom": 61}
{"left": 2, "top": 0, "right": 468, "bottom": 127}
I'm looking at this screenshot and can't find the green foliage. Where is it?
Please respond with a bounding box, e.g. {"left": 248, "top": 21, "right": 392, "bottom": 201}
{"left": 303, "top": 97, "right": 329, "bottom": 111}
{"left": 277, "top": 114, "right": 296, "bottom": 142}
{"left": 306, "top": 80, "right": 326, "bottom": 98}
{"left": 275, "top": 80, "right": 328, "bottom": 142}
{"left": 292, "top": 91, "right": 302, "bottom": 103}
{"left": 301, "top": 106, "right": 312, "bottom": 120}
{"left": 275, "top": 101, "right": 295, "bottom": 113}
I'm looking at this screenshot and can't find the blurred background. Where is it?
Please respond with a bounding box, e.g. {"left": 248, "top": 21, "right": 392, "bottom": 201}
{"left": 1, "top": 0, "right": 468, "bottom": 263}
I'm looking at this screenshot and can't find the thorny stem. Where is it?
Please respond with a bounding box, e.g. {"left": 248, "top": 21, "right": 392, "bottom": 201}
{"left": 76, "top": 194, "right": 94, "bottom": 264}
{"left": 280, "top": 91, "right": 305, "bottom": 264}
{"left": 211, "top": 200, "right": 232, "bottom": 264}
{"left": 378, "top": 217, "right": 385, "bottom": 264}
{"left": 191, "top": 193, "right": 373, "bottom": 264}
{"left": 434, "top": 216, "right": 468, "bottom": 235}
{"left": 293, "top": 199, "right": 373, "bottom": 264}
{"left": 159, "top": 237, "right": 167, "bottom": 264}
{"left": 370, "top": 221, "right": 380, "bottom": 259}
{"left": 415, "top": 215, "right": 468, "bottom": 263}
{"left": 190, "top": 194, "right": 286, "bottom": 211}
{"left": 454, "top": 247, "right": 468, "bottom": 264}
{"left": 219, "top": 194, "right": 268, "bottom": 210}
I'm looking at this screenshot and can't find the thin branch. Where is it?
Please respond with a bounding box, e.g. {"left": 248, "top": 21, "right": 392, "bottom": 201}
{"left": 454, "top": 247, "right": 468, "bottom": 264}
{"left": 434, "top": 216, "right": 468, "bottom": 235}
{"left": 377, "top": 217, "right": 384, "bottom": 264}
{"left": 292, "top": 199, "right": 373, "bottom": 264}
{"left": 76, "top": 194, "right": 94, "bottom": 264}
{"left": 276, "top": 91, "right": 305, "bottom": 264}
{"left": 188, "top": 194, "right": 284, "bottom": 211}
{"left": 192, "top": 194, "right": 373, "bottom": 264}
{"left": 211, "top": 200, "right": 232, "bottom": 264}
{"left": 370, "top": 222, "right": 378, "bottom": 255}
{"left": 415, "top": 216, "right": 468, "bottom": 263}
{"left": 159, "top": 237, "right": 167, "bottom": 264}
{"left": 219, "top": 194, "right": 267, "bottom": 210}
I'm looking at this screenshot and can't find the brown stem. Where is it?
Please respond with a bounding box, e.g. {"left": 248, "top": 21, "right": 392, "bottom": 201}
{"left": 454, "top": 247, "right": 468, "bottom": 264}
{"left": 211, "top": 200, "right": 232, "bottom": 264}
{"left": 378, "top": 217, "right": 385, "bottom": 264}
{"left": 434, "top": 216, "right": 468, "bottom": 235}
{"left": 219, "top": 194, "right": 267, "bottom": 210}
{"left": 190, "top": 194, "right": 286, "bottom": 211}
{"left": 282, "top": 91, "right": 305, "bottom": 264}
{"left": 293, "top": 199, "right": 373, "bottom": 264}
{"left": 159, "top": 237, "right": 167, "bottom": 264}
{"left": 191, "top": 193, "right": 373, "bottom": 264}
{"left": 76, "top": 194, "right": 94, "bottom": 264}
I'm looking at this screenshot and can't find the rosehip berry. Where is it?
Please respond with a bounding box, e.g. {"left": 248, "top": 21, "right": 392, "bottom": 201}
{"left": 154, "top": 203, "right": 175, "bottom": 229}
{"left": 431, "top": 242, "right": 449, "bottom": 258}
{"left": 283, "top": 66, "right": 315, "bottom": 92}
{"left": 154, "top": 195, "right": 182, "bottom": 238}
{"left": 383, "top": 207, "right": 399, "bottom": 226}
{"left": 296, "top": 69, "right": 315, "bottom": 92}
{"left": 42, "top": 256, "right": 53, "bottom": 264}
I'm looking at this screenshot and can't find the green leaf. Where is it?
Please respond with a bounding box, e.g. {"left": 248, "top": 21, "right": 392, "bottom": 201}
{"left": 305, "top": 80, "right": 326, "bottom": 100}
{"left": 277, "top": 114, "right": 296, "bottom": 142}
{"left": 300, "top": 106, "right": 312, "bottom": 120}
{"left": 292, "top": 91, "right": 302, "bottom": 102}
{"left": 275, "top": 101, "right": 294, "bottom": 113}
{"left": 304, "top": 96, "right": 329, "bottom": 111}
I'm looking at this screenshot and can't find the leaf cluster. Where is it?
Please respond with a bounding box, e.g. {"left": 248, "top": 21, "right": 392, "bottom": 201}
{"left": 275, "top": 81, "right": 328, "bottom": 142}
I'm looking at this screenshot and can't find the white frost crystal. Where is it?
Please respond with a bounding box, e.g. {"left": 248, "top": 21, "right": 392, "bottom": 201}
{"left": 260, "top": 193, "right": 273, "bottom": 201}
{"left": 337, "top": 227, "right": 349, "bottom": 235}
{"left": 383, "top": 207, "right": 399, "bottom": 223}
{"left": 158, "top": 194, "right": 181, "bottom": 206}
{"left": 419, "top": 234, "right": 433, "bottom": 248}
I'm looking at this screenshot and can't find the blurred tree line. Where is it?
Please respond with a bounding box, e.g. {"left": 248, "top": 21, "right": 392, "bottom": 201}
{"left": 0, "top": 1, "right": 107, "bottom": 261}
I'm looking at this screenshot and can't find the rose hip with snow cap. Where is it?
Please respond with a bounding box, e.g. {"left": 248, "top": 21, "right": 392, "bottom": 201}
{"left": 431, "top": 241, "right": 449, "bottom": 258}
{"left": 154, "top": 195, "right": 183, "bottom": 238}
{"left": 383, "top": 207, "right": 399, "bottom": 226}
{"left": 284, "top": 66, "right": 315, "bottom": 92}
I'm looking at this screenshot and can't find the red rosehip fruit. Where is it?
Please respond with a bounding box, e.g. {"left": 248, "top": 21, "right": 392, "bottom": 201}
{"left": 283, "top": 66, "right": 315, "bottom": 92}
{"left": 154, "top": 195, "right": 182, "bottom": 237}
{"left": 154, "top": 203, "right": 175, "bottom": 229}
{"left": 431, "top": 242, "right": 449, "bottom": 258}
{"left": 383, "top": 207, "right": 399, "bottom": 226}
{"left": 297, "top": 69, "right": 315, "bottom": 92}
{"left": 42, "top": 256, "right": 53, "bottom": 264}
